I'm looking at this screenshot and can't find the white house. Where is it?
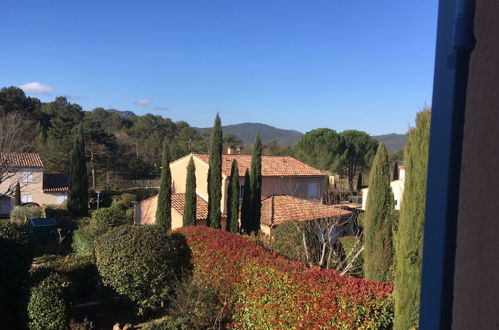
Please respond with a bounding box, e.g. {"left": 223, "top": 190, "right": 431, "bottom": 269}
{"left": 361, "top": 165, "right": 405, "bottom": 211}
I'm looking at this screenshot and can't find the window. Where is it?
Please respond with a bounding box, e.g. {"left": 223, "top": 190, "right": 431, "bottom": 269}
{"left": 308, "top": 182, "right": 318, "bottom": 198}
{"left": 21, "top": 195, "right": 32, "bottom": 203}
{"left": 21, "top": 172, "right": 33, "bottom": 183}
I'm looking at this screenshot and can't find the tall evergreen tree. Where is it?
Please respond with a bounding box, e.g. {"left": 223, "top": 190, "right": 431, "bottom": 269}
{"left": 393, "top": 161, "right": 399, "bottom": 180}
{"left": 240, "top": 170, "right": 252, "bottom": 234}
{"left": 363, "top": 142, "right": 394, "bottom": 282}
{"left": 394, "top": 109, "right": 431, "bottom": 329}
{"left": 356, "top": 173, "right": 363, "bottom": 194}
{"left": 156, "top": 142, "right": 172, "bottom": 230}
{"left": 207, "top": 114, "right": 222, "bottom": 229}
{"left": 183, "top": 157, "right": 197, "bottom": 226}
{"left": 249, "top": 134, "right": 262, "bottom": 233}
{"left": 226, "top": 160, "right": 240, "bottom": 233}
{"left": 67, "top": 125, "right": 89, "bottom": 217}
{"left": 14, "top": 182, "right": 21, "bottom": 206}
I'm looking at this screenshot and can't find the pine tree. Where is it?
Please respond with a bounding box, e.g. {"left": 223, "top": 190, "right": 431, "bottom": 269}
{"left": 226, "top": 160, "right": 240, "bottom": 233}
{"left": 393, "top": 161, "right": 399, "bottom": 180}
{"left": 356, "top": 173, "right": 363, "bottom": 194}
{"left": 394, "top": 109, "right": 431, "bottom": 329}
{"left": 14, "top": 182, "right": 21, "bottom": 206}
{"left": 156, "top": 142, "right": 172, "bottom": 230}
{"left": 240, "top": 170, "right": 252, "bottom": 234}
{"left": 249, "top": 134, "right": 262, "bottom": 233}
{"left": 207, "top": 114, "right": 222, "bottom": 229}
{"left": 67, "top": 125, "right": 89, "bottom": 217}
{"left": 183, "top": 157, "right": 197, "bottom": 226}
{"left": 363, "top": 142, "right": 394, "bottom": 282}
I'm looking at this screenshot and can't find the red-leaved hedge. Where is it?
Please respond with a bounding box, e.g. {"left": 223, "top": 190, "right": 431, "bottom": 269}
{"left": 177, "top": 226, "right": 394, "bottom": 329}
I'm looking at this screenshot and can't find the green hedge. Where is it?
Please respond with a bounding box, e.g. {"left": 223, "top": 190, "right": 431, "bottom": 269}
{"left": 95, "top": 225, "right": 192, "bottom": 315}
{"left": 0, "top": 222, "right": 34, "bottom": 328}
{"left": 27, "top": 273, "right": 73, "bottom": 330}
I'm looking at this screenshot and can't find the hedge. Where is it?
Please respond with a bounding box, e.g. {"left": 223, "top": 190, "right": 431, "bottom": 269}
{"left": 95, "top": 225, "right": 192, "bottom": 315}
{"left": 27, "top": 273, "right": 73, "bottom": 330}
{"left": 176, "top": 226, "right": 394, "bottom": 329}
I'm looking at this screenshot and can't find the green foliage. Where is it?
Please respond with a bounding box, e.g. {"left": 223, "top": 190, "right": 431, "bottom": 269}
{"left": 183, "top": 157, "right": 197, "bottom": 226}
{"left": 94, "top": 225, "right": 192, "bottom": 315}
{"left": 156, "top": 142, "right": 172, "bottom": 230}
{"left": 363, "top": 143, "right": 394, "bottom": 282}
{"left": 71, "top": 223, "right": 96, "bottom": 255}
{"left": 14, "top": 182, "right": 21, "bottom": 206}
{"left": 10, "top": 205, "right": 42, "bottom": 223}
{"left": 272, "top": 220, "right": 305, "bottom": 262}
{"left": 339, "top": 130, "right": 379, "bottom": 188}
{"left": 338, "top": 236, "right": 363, "bottom": 274}
{"left": 226, "top": 159, "right": 239, "bottom": 233}
{"left": 249, "top": 134, "right": 262, "bottom": 233}
{"left": 27, "top": 273, "right": 73, "bottom": 330}
{"left": 394, "top": 109, "right": 431, "bottom": 329}
{"left": 240, "top": 170, "right": 252, "bottom": 234}
{"left": 295, "top": 128, "right": 344, "bottom": 171}
{"left": 168, "top": 279, "right": 228, "bottom": 329}
{"left": 207, "top": 114, "right": 222, "bottom": 228}
{"left": 393, "top": 161, "right": 399, "bottom": 181}
{"left": 0, "top": 222, "right": 34, "bottom": 328}
{"left": 68, "top": 124, "right": 89, "bottom": 217}
{"left": 356, "top": 173, "right": 363, "bottom": 193}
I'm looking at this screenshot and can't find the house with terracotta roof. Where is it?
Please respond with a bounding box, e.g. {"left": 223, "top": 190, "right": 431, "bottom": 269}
{"left": 0, "top": 153, "right": 69, "bottom": 215}
{"left": 135, "top": 153, "right": 352, "bottom": 232}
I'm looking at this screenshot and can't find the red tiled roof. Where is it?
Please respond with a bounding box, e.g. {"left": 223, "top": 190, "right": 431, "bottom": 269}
{"left": 171, "top": 193, "right": 208, "bottom": 220}
{"left": 43, "top": 174, "right": 69, "bottom": 192}
{"left": 192, "top": 154, "right": 325, "bottom": 177}
{"left": 260, "top": 195, "right": 352, "bottom": 226}
{"left": 0, "top": 153, "right": 43, "bottom": 168}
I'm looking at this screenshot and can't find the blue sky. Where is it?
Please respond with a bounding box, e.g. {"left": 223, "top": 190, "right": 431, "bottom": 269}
{"left": 0, "top": 1, "right": 438, "bottom": 135}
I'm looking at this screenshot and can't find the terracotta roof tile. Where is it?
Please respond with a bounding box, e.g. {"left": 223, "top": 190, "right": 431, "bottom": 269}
{"left": 260, "top": 195, "right": 352, "bottom": 226}
{"left": 192, "top": 154, "right": 325, "bottom": 177}
{"left": 0, "top": 153, "right": 43, "bottom": 168}
{"left": 43, "top": 174, "right": 69, "bottom": 192}
{"left": 171, "top": 193, "right": 208, "bottom": 220}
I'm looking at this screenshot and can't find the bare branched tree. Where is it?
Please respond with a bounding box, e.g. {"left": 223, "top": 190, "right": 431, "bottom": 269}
{"left": 0, "top": 113, "right": 33, "bottom": 196}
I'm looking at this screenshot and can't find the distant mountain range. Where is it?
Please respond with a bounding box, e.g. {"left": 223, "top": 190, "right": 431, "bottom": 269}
{"left": 196, "top": 122, "right": 303, "bottom": 146}
{"left": 105, "top": 110, "right": 407, "bottom": 151}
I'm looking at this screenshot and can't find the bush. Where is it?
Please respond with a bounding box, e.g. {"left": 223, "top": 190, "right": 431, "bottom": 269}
{"left": 0, "top": 222, "right": 34, "bottom": 327}
{"left": 89, "top": 207, "right": 129, "bottom": 234}
{"left": 30, "top": 254, "right": 98, "bottom": 297}
{"left": 168, "top": 279, "right": 228, "bottom": 329}
{"left": 177, "top": 226, "right": 394, "bottom": 329}
{"left": 338, "top": 235, "right": 364, "bottom": 275}
{"left": 72, "top": 224, "right": 96, "bottom": 254}
{"left": 10, "top": 205, "right": 42, "bottom": 223}
{"left": 95, "top": 225, "right": 192, "bottom": 315}
{"left": 271, "top": 220, "right": 306, "bottom": 262}
{"left": 27, "top": 273, "right": 73, "bottom": 330}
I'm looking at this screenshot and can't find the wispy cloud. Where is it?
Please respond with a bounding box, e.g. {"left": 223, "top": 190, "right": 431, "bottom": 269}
{"left": 19, "top": 82, "right": 54, "bottom": 95}
{"left": 155, "top": 106, "right": 169, "bottom": 111}
{"left": 134, "top": 98, "right": 151, "bottom": 105}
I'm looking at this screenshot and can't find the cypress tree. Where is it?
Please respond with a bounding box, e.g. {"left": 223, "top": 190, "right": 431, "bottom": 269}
{"left": 249, "top": 134, "right": 262, "bottom": 233}
{"left": 14, "top": 182, "right": 21, "bottom": 206}
{"left": 393, "top": 161, "right": 399, "bottom": 180}
{"left": 240, "top": 170, "right": 252, "bottom": 234}
{"left": 226, "top": 160, "right": 240, "bottom": 233}
{"left": 394, "top": 109, "right": 431, "bottom": 329}
{"left": 363, "top": 142, "right": 394, "bottom": 282}
{"left": 183, "top": 157, "right": 197, "bottom": 226}
{"left": 156, "top": 141, "right": 172, "bottom": 230}
{"left": 207, "top": 114, "right": 222, "bottom": 229}
{"left": 67, "top": 125, "right": 89, "bottom": 217}
{"left": 356, "top": 173, "right": 363, "bottom": 194}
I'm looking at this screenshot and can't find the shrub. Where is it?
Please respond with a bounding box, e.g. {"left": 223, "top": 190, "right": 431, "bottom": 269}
{"left": 0, "top": 222, "right": 34, "bottom": 327}
{"left": 177, "top": 226, "right": 394, "bottom": 329}
{"left": 89, "top": 207, "right": 129, "bottom": 234}
{"left": 338, "top": 235, "right": 364, "bottom": 275}
{"left": 271, "top": 220, "right": 306, "bottom": 262}
{"left": 168, "top": 279, "right": 228, "bottom": 329}
{"left": 72, "top": 224, "right": 96, "bottom": 254}
{"left": 27, "top": 273, "right": 73, "bottom": 330}
{"left": 95, "top": 225, "right": 192, "bottom": 315}
{"left": 30, "top": 254, "right": 98, "bottom": 297}
{"left": 120, "top": 193, "right": 137, "bottom": 203}
{"left": 10, "top": 205, "right": 42, "bottom": 223}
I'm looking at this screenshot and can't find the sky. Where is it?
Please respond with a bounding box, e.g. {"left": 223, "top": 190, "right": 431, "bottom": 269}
{"left": 0, "top": 1, "right": 438, "bottom": 135}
